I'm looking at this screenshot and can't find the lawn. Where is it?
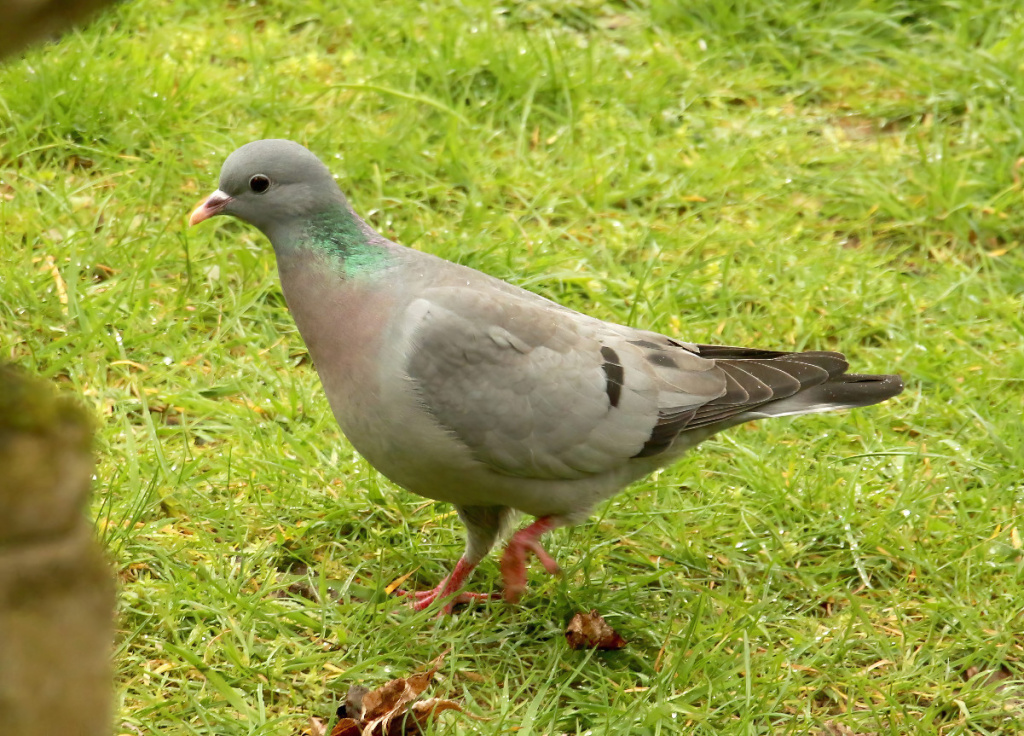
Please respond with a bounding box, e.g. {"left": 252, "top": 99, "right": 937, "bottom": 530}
{"left": 2, "top": 0, "right": 1023, "bottom": 733}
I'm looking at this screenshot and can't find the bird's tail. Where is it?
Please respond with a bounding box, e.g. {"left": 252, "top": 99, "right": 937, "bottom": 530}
{"left": 744, "top": 372, "right": 904, "bottom": 419}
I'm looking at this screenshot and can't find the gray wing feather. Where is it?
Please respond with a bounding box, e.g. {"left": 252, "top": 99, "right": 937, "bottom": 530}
{"left": 402, "top": 288, "right": 723, "bottom": 480}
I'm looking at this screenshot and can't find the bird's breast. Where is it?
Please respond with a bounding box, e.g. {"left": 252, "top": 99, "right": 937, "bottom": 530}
{"left": 278, "top": 259, "right": 390, "bottom": 410}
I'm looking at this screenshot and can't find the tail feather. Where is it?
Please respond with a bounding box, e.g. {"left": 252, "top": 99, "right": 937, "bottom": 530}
{"left": 746, "top": 372, "right": 905, "bottom": 419}
{"left": 633, "top": 343, "right": 904, "bottom": 459}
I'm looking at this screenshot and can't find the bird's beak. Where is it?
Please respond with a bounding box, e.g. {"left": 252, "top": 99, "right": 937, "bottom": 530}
{"left": 188, "top": 189, "right": 233, "bottom": 226}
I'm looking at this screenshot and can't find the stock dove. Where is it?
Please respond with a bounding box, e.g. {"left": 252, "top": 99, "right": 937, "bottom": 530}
{"left": 190, "top": 139, "right": 903, "bottom": 611}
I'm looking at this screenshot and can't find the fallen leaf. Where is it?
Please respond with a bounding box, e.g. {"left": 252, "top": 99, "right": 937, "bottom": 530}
{"left": 565, "top": 609, "right": 627, "bottom": 650}
{"left": 328, "top": 718, "right": 361, "bottom": 736}
{"left": 328, "top": 658, "right": 483, "bottom": 736}
{"left": 409, "top": 699, "right": 465, "bottom": 723}
{"left": 359, "top": 669, "right": 432, "bottom": 722}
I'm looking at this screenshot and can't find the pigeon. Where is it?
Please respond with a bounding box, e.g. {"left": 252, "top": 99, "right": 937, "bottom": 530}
{"left": 189, "top": 139, "right": 904, "bottom": 612}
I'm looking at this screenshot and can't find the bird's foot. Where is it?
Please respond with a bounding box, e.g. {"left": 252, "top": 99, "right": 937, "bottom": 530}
{"left": 500, "top": 516, "right": 562, "bottom": 603}
{"left": 401, "top": 586, "right": 497, "bottom": 613}
{"left": 395, "top": 556, "right": 490, "bottom": 613}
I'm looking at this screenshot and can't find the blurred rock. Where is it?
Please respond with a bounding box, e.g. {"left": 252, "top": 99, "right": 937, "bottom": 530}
{"left": 0, "top": 365, "right": 113, "bottom": 736}
{"left": 0, "top": 0, "right": 121, "bottom": 59}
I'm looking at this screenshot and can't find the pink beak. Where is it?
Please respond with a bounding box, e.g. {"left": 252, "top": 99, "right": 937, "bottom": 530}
{"left": 188, "top": 190, "right": 233, "bottom": 226}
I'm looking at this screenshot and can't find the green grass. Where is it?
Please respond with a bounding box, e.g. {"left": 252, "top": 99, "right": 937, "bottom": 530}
{"left": 2, "top": 0, "right": 1024, "bottom": 733}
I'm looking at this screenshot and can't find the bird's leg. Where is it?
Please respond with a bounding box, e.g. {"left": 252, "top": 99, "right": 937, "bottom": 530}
{"left": 397, "top": 506, "right": 517, "bottom": 613}
{"left": 399, "top": 556, "right": 496, "bottom": 613}
{"left": 398, "top": 505, "right": 514, "bottom": 613}
{"left": 500, "top": 516, "right": 562, "bottom": 603}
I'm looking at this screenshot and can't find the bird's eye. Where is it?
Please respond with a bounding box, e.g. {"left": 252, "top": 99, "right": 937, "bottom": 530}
{"left": 249, "top": 175, "right": 271, "bottom": 193}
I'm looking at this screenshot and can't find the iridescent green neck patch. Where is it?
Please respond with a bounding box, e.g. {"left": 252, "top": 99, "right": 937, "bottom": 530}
{"left": 303, "top": 207, "right": 391, "bottom": 277}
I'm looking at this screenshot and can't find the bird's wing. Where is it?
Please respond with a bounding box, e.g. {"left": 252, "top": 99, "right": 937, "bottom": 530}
{"left": 401, "top": 287, "right": 727, "bottom": 480}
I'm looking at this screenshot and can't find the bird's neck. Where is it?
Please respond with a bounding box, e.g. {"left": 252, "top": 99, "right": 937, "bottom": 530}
{"left": 274, "top": 203, "right": 392, "bottom": 280}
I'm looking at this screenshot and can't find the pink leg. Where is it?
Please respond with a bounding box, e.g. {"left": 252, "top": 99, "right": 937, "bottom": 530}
{"left": 500, "top": 516, "right": 562, "bottom": 603}
{"left": 396, "top": 556, "right": 496, "bottom": 613}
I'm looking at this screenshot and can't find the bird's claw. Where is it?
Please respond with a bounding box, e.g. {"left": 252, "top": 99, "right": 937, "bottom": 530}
{"left": 500, "top": 517, "right": 562, "bottom": 603}
{"left": 391, "top": 556, "right": 490, "bottom": 613}
{"left": 395, "top": 586, "right": 497, "bottom": 613}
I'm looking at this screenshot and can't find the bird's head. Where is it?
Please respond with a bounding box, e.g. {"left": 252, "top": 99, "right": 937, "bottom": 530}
{"left": 189, "top": 139, "right": 344, "bottom": 237}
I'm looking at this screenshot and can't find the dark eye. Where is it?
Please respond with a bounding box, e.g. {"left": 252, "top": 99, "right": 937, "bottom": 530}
{"left": 249, "top": 174, "right": 271, "bottom": 193}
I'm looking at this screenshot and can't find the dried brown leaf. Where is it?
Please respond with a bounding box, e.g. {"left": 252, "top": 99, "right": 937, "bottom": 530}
{"left": 403, "top": 668, "right": 436, "bottom": 698}
{"left": 358, "top": 679, "right": 407, "bottom": 722}
{"left": 565, "top": 609, "right": 627, "bottom": 650}
{"left": 329, "top": 663, "right": 476, "bottom": 736}
{"left": 377, "top": 699, "right": 474, "bottom": 736}
{"left": 328, "top": 718, "right": 361, "bottom": 736}
{"left": 359, "top": 666, "right": 437, "bottom": 722}
{"left": 411, "top": 698, "right": 464, "bottom": 719}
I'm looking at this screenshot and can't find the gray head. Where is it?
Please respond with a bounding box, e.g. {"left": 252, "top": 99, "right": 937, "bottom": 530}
{"left": 189, "top": 139, "right": 347, "bottom": 237}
